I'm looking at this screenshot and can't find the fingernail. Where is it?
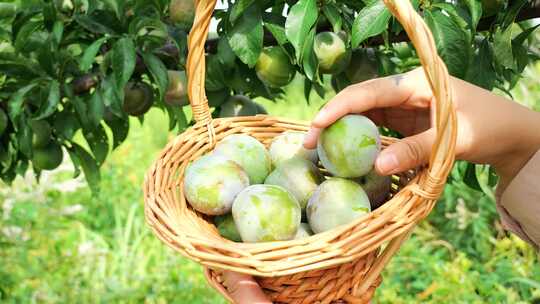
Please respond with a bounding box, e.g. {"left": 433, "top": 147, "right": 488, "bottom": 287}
{"left": 376, "top": 152, "right": 399, "bottom": 174}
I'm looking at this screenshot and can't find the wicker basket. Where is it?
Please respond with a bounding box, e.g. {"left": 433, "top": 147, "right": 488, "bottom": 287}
{"left": 143, "top": 0, "right": 457, "bottom": 302}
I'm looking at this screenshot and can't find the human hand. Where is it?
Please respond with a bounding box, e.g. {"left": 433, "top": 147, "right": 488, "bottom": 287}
{"left": 304, "top": 67, "right": 540, "bottom": 190}
{"left": 222, "top": 271, "right": 271, "bottom": 304}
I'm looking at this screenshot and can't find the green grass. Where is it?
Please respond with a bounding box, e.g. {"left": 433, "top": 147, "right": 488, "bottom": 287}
{"left": 1, "top": 65, "right": 540, "bottom": 303}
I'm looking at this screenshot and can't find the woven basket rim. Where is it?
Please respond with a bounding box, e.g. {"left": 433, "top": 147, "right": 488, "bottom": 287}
{"left": 144, "top": 115, "right": 431, "bottom": 277}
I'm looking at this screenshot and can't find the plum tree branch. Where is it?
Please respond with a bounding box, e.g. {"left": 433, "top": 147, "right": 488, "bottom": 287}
{"left": 72, "top": 1, "right": 540, "bottom": 94}
{"left": 204, "top": 1, "right": 540, "bottom": 52}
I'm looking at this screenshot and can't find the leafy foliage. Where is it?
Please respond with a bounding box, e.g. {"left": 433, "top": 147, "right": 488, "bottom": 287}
{"left": 0, "top": 0, "right": 538, "bottom": 191}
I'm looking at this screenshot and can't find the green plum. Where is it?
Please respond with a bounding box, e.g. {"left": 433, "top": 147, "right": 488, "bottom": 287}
{"left": 184, "top": 154, "right": 249, "bottom": 215}
{"left": 269, "top": 131, "right": 318, "bottom": 167}
{"left": 314, "top": 31, "right": 352, "bottom": 74}
{"left": 214, "top": 214, "right": 242, "bottom": 242}
{"left": 317, "top": 114, "right": 380, "bottom": 178}
{"left": 214, "top": 134, "right": 272, "bottom": 184}
{"left": 264, "top": 157, "right": 322, "bottom": 211}
{"left": 307, "top": 178, "right": 371, "bottom": 233}
{"left": 354, "top": 170, "right": 392, "bottom": 209}
{"left": 232, "top": 185, "right": 301, "bottom": 242}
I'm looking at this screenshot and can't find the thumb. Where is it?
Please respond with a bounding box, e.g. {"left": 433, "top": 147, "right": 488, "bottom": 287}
{"left": 375, "top": 129, "right": 435, "bottom": 175}
{"left": 222, "top": 271, "right": 272, "bottom": 304}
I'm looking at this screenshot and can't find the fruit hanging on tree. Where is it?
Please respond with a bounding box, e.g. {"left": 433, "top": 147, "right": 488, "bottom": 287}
{"left": 345, "top": 48, "right": 379, "bottom": 84}
{"left": 32, "top": 143, "right": 63, "bottom": 171}
{"left": 207, "top": 88, "right": 230, "bottom": 108}
{"left": 314, "top": 31, "right": 352, "bottom": 75}
{"left": 169, "top": 0, "right": 195, "bottom": 27}
{"left": 123, "top": 81, "right": 154, "bottom": 116}
{"left": 255, "top": 46, "right": 296, "bottom": 88}
{"left": 218, "top": 95, "right": 266, "bottom": 118}
{"left": 30, "top": 120, "right": 52, "bottom": 148}
{"left": 165, "top": 70, "right": 189, "bottom": 106}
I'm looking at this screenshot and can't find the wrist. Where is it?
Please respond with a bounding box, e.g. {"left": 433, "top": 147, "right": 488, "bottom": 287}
{"left": 492, "top": 109, "right": 540, "bottom": 191}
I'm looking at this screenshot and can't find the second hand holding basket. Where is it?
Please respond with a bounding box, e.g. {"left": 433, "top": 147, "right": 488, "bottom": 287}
{"left": 143, "top": 0, "right": 458, "bottom": 302}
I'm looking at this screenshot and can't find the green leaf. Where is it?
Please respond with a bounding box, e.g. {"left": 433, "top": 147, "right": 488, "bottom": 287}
{"left": 51, "top": 20, "right": 64, "bottom": 47}
{"left": 101, "top": 75, "right": 123, "bottom": 117}
{"left": 464, "top": 162, "right": 482, "bottom": 191}
{"left": 493, "top": 26, "right": 514, "bottom": 69}
{"left": 206, "top": 55, "right": 227, "bottom": 91}
{"left": 72, "top": 96, "right": 91, "bottom": 130}
{"left": 142, "top": 52, "right": 168, "bottom": 101}
{"left": 104, "top": 117, "right": 129, "bottom": 149}
{"left": 34, "top": 80, "right": 60, "bottom": 120}
{"left": 36, "top": 43, "right": 56, "bottom": 77}
{"left": 263, "top": 13, "right": 288, "bottom": 47}
{"left": 462, "top": 0, "right": 482, "bottom": 30}
{"left": 431, "top": 3, "right": 472, "bottom": 32}
{"left": 227, "top": 5, "right": 263, "bottom": 67}
{"left": 83, "top": 123, "right": 109, "bottom": 167}
{"left": 42, "top": 2, "right": 56, "bottom": 31}
{"left": 102, "top": 0, "right": 124, "bottom": 21}
{"left": 74, "top": 14, "right": 117, "bottom": 34}
{"left": 0, "top": 3, "right": 16, "bottom": 20}
{"left": 217, "top": 37, "right": 237, "bottom": 68}
{"left": 172, "top": 107, "right": 188, "bottom": 131}
{"left": 304, "top": 78, "right": 312, "bottom": 102}
{"left": 302, "top": 27, "right": 318, "bottom": 82}
{"left": 501, "top": 0, "right": 527, "bottom": 29}
{"left": 128, "top": 16, "right": 167, "bottom": 37}
{"left": 512, "top": 43, "right": 528, "bottom": 74}
{"left": 67, "top": 143, "right": 101, "bottom": 193}
{"left": 88, "top": 91, "right": 105, "bottom": 128}
{"left": 14, "top": 21, "right": 42, "bottom": 51}
{"left": 8, "top": 83, "right": 38, "bottom": 123}
{"left": 15, "top": 118, "right": 33, "bottom": 158}
{"left": 512, "top": 24, "right": 540, "bottom": 46}
{"left": 488, "top": 166, "right": 498, "bottom": 187}
{"left": 112, "top": 37, "right": 136, "bottom": 90}
{"left": 351, "top": 0, "right": 391, "bottom": 48}
{"left": 424, "top": 10, "right": 471, "bottom": 78}
{"left": 322, "top": 4, "right": 343, "bottom": 33}
{"left": 230, "top": 0, "right": 256, "bottom": 24}
{"left": 285, "top": 0, "right": 318, "bottom": 61}
{"left": 12, "top": 10, "right": 40, "bottom": 42}
{"left": 54, "top": 110, "right": 80, "bottom": 141}
{"left": 331, "top": 73, "right": 350, "bottom": 93}
{"left": 80, "top": 37, "right": 107, "bottom": 72}
{"left": 465, "top": 39, "right": 496, "bottom": 90}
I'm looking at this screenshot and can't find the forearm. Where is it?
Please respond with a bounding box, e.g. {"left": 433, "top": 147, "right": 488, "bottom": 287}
{"left": 493, "top": 107, "right": 540, "bottom": 191}
{"left": 452, "top": 77, "right": 540, "bottom": 189}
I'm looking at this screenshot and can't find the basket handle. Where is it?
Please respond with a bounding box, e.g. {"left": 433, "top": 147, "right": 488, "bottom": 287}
{"left": 382, "top": 0, "right": 457, "bottom": 198}
{"left": 186, "top": 0, "right": 218, "bottom": 140}
{"left": 186, "top": 0, "right": 457, "bottom": 196}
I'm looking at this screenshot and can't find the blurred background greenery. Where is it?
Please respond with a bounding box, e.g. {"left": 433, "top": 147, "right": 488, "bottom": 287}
{"left": 1, "top": 64, "right": 540, "bottom": 304}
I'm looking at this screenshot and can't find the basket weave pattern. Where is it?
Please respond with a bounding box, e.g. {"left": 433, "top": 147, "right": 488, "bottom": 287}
{"left": 143, "top": 0, "right": 457, "bottom": 302}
